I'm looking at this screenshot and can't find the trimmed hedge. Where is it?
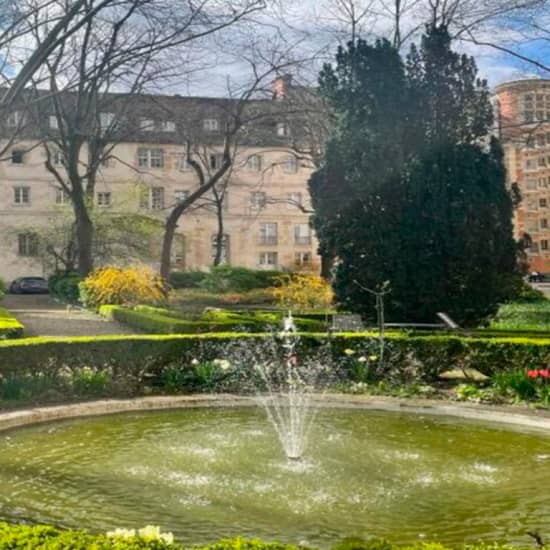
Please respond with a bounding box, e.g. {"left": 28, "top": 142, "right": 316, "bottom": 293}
{"left": 101, "top": 306, "right": 327, "bottom": 334}
{"left": 0, "top": 306, "right": 24, "bottom": 338}
{"left": 2, "top": 332, "right": 550, "bottom": 381}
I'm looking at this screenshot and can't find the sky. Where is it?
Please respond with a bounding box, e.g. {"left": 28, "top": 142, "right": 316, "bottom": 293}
{"left": 181, "top": 0, "right": 550, "bottom": 97}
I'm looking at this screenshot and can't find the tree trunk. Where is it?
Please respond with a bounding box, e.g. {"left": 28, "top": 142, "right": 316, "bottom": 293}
{"left": 320, "top": 251, "right": 334, "bottom": 281}
{"left": 213, "top": 202, "right": 225, "bottom": 266}
{"left": 160, "top": 212, "right": 179, "bottom": 280}
{"left": 75, "top": 201, "right": 94, "bottom": 277}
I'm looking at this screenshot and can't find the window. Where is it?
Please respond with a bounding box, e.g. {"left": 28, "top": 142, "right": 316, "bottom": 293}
{"left": 55, "top": 188, "right": 69, "bottom": 205}
{"left": 211, "top": 234, "right": 230, "bottom": 264}
{"left": 259, "top": 251, "right": 278, "bottom": 267}
{"left": 246, "top": 154, "right": 263, "bottom": 172}
{"left": 542, "top": 240, "right": 549, "bottom": 251}
{"left": 137, "top": 148, "right": 164, "bottom": 169}
{"left": 99, "top": 112, "right": 115, "bottom": 130}
{"left": 540, "top": 198, "right": 548, "bottom": 208}
{"left": 209, "top": 153, "right": 224, "bottom": 171}
{"left": 49, "top": 116, "right": 58, "bottom": 129}
{"left": 13, "top": 186, "right": 30, "bottom": 205}
{"left": 539, "top": 156, "right": 547, "bottom": 167}
{"left": 531, "top": 242, "right": 540, "bottom": 253}
{"left": 527, "top": 137, "right": 536, "bottom": 149}
{"left": 251, "top": 191, "right": 267, "bottom": 209}
{"left": 97, "top": 192, "right": 112, "bottom": 207}
{"left": 53, "top": 150, "right": 65, "bottom": 166}
{"left": 537, "top": 135, "right": 546, "bottom": 147}
{"left": 287, "top": 192, "right": 302, "bottom": 209}
{"left": 537, "top": 111, "right": 545, "bottom": 121}
{"left": 295, "top": 251, "right": 312, "bottom": 267}
{"left": 259, "top": 223, "right": 278, "bottom": 245}
{"left": 526, "top": 179, "right": 537, "bottom": 190}
{"left": 294, "top": 223, "right": 311, "bottom": 245}
{"left": 283, "top": 156, "right": 298, "bottom": 173}
{"left": 139, "top": 118, "right": 155, "bottom": 131}
{"left": 11, "top": 150, "right": 24, "bottom": 164}
{"left": 525, "top": 159, "right": 537, "bottom": 170}
{"left": 6, "top": 111, "right": 22, "bottom": 128}
{"left": 203, "top": 118, "right": 219, "bottom": 132}
{"left": 527, "top": 199, "right": 538, "bottom": 211}
{"left": 525, "top": 111, "right": 535, "bottom": 123}
{"left": 151, "top": 187, "right": 165, "bottom": 210}
{"left": 17, "top": 233, "right": 38, "bottom": 257}
{"left": 160, "top": 120, "right": 176, "bottom": 132}
{"left": 541, "top": 218, "right": 548, "bottom": 229}
{"left": 175, "top": 189, "right": 189, "bottom": 203}
{"left": 276, "top": 122, "right": 289, "bottom": 137}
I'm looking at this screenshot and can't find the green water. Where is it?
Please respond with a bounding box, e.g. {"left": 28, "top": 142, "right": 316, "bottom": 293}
{"left": 0, "top": 407, "right": 549, "bottom": 547}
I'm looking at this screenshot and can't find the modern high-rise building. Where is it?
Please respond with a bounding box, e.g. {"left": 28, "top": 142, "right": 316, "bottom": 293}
{"left": 0, "top": 77, "right": 322, "bottom": 282}
{"left": 495, "top": 79, "right": 550, "bottom": 272}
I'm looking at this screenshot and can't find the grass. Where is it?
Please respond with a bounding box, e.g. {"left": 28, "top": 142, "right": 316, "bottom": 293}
{"left": 489, "top": 301, "right": 550, "bottom": 332}
{"left": 0, "top": 306, "right": 24, "bottom": 338}
{"left": 170, "top": 288, "right": 277, "bottom": 312}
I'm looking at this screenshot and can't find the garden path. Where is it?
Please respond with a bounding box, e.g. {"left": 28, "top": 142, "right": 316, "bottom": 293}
{"left": 2, "top": 294, "right": 135, "bottom": 337}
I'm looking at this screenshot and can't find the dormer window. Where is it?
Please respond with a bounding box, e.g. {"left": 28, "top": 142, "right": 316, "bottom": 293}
{"left": 99, "top": 112, "right": 115, "bottom": 130}
{"left": 6, "top": 111, "right": 23, "bottom": 128}
{"left": 140, "top": 118, "right": 155, "bottom": 131}
{"left": 49, "top": 116, "right": 59, "bottom": 129}
{"left": 53, "top": 150, "right": 65, "bottom": 166}
{"left": 203, "top": 118, "right": 219, "bottom": 132}
{"left": 276, "top": 122, "right": 289, "bottom": 137}
{"left": 159, "top": 120, "right": 176, "bottom": 132}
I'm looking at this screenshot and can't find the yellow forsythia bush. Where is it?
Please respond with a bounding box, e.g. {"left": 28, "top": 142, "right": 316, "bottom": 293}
{"left": 79, "top": 266, "right": 166, "bottom": 309}
{"left": 271, "top": 272, "right": 334, "bottom": 311}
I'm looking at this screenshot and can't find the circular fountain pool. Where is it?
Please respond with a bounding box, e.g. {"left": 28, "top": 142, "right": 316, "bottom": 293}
{"left": 0, "top": 406, "right": 549, "bottom": 547}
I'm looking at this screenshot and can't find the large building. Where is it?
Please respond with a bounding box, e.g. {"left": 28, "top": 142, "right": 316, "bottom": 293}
{"left": 0, "top": 77, "right": 321, "bottom": 282}
{"left": 495, "top": 79, "right": 550, "bottom": 272}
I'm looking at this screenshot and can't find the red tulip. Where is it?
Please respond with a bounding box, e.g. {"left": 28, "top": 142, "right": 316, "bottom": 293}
{"left": 527, "top": 370, "right": 539, "bottom": 379}
{"left": 539, "top": 369, "right": 550, "bottom": 378}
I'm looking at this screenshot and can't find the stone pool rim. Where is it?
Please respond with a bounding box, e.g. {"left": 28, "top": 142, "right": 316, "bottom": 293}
{"left": 2, "top": 394, "right": 550, "bottom": 433}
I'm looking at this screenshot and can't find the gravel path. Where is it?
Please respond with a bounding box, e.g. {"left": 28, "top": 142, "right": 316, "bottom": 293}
{"left": 2, "top": 294, "right": 135, "bottom": 337}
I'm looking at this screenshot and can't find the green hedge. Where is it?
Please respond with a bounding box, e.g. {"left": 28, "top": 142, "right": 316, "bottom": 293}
{"left": 0, "top": 307, "right": 24, "bottom": 338}
{"left": 101, "top": 306, "right": 327, "bottom": 334}
{"left": 2, "top": 331, "right": 550, "bottom": 381}
{"left": 0, "top": 522, "right": 536, "bottom": 550}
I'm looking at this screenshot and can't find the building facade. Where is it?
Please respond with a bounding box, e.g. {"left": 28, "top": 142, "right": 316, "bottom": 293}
{"left": 495, "top": 79, "right": 550, "bottom": 272}
{"left": 0, "top": 80, "right": 321, "bottom": 282}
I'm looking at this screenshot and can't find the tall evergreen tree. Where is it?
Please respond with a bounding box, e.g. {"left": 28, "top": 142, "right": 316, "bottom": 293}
{"left": 311, "top": 26, "right": 523, "bottom": 326}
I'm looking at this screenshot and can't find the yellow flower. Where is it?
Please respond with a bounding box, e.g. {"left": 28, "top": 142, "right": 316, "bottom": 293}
{"left": 344, "top": 349, "right": 355, "bottom": 356}
{"left": 369, "top": 355, "right": 378, "bottom": 361}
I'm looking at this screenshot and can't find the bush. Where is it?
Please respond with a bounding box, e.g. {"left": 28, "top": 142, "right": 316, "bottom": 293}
{"left": 49, "top": 272, "right": 82, "bottom": 304}
{"left": 200, "top": 266, "right": 285, "bottom": 293}
{"left": 515, "top": 282, "right": 547, "bottom": 303}
{"left": 168, "top": 270, "right": 207, "bottom": 289}
{"left": 0, "top": 277, "right": 6, "bottom": 300}
{"left": 490, "top": 301, "right": 550, "bottom": 332}
{"left": 80, "top": 266, "right": 166, "bottom": 309}
{"left": 0, "top": 523, "right": 535, "bottom": 550}
{"left": 271, "top": 273, "right": 334, "bottom": 311}
{"left": 0, "top": 307, "right": 24, "bottom": 339}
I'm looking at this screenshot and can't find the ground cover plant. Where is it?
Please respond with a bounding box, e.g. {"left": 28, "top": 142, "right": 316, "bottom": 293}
{"left": 0, "top": 523, "right": 541, "bottom": 550}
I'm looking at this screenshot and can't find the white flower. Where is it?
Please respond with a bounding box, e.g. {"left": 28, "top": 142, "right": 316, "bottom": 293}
{"left": 138, "top": 525, "right": 174, "bottom": 544}
{"left": 344, "top": 348, "right": 355, "bottom": 356}
{"left": 107, "top": 528, "right": 136, "bottom": 539}
{"left": 191, "top": 358, "right": 199, "bottom": 365}
{"left": 358, "top": 356, "right": 367, "bottom": 363}
{"left": 213, "top": 359, "right": 231, "bottom": 371}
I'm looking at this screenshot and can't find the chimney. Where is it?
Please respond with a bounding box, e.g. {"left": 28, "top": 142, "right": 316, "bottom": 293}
{"left": 272, "top": 74, "right": 293, "bottom": 101}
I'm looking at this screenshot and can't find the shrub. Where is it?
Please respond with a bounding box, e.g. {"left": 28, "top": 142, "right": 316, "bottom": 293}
{"left": 200, "top": 266, "right": 285, "bottom": 293}
{"left": 0, "top": 277, "right": 6, "bottom": 300}
{"left": 271, "top": 273, "right": 334, "bottom": 311}
{"left": 490, "top": 301, "right": 550, "bottom": 332}
{"left": 49, "top": 272, "right": 82, "bottom": 304}
{"left": 80, "top": 266, "right": 166, "bottom": 309}
{"left": 168, "top": 270, "right": 207, "bottom": 289}
{"left": 0, "top": 307, "right": 24, "bottom": 339}
{"left": 515, "top": 282, "right": 547, "bottom": 303}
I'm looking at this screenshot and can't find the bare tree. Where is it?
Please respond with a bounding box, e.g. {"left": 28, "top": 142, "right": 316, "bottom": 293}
{"left": 22, "top": 0, "right": 267, "bottom": 277}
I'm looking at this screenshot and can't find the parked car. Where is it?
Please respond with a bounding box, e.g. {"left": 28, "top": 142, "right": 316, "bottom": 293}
{"left": 9, "top": 277, "right": 49, "bottom": 294}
